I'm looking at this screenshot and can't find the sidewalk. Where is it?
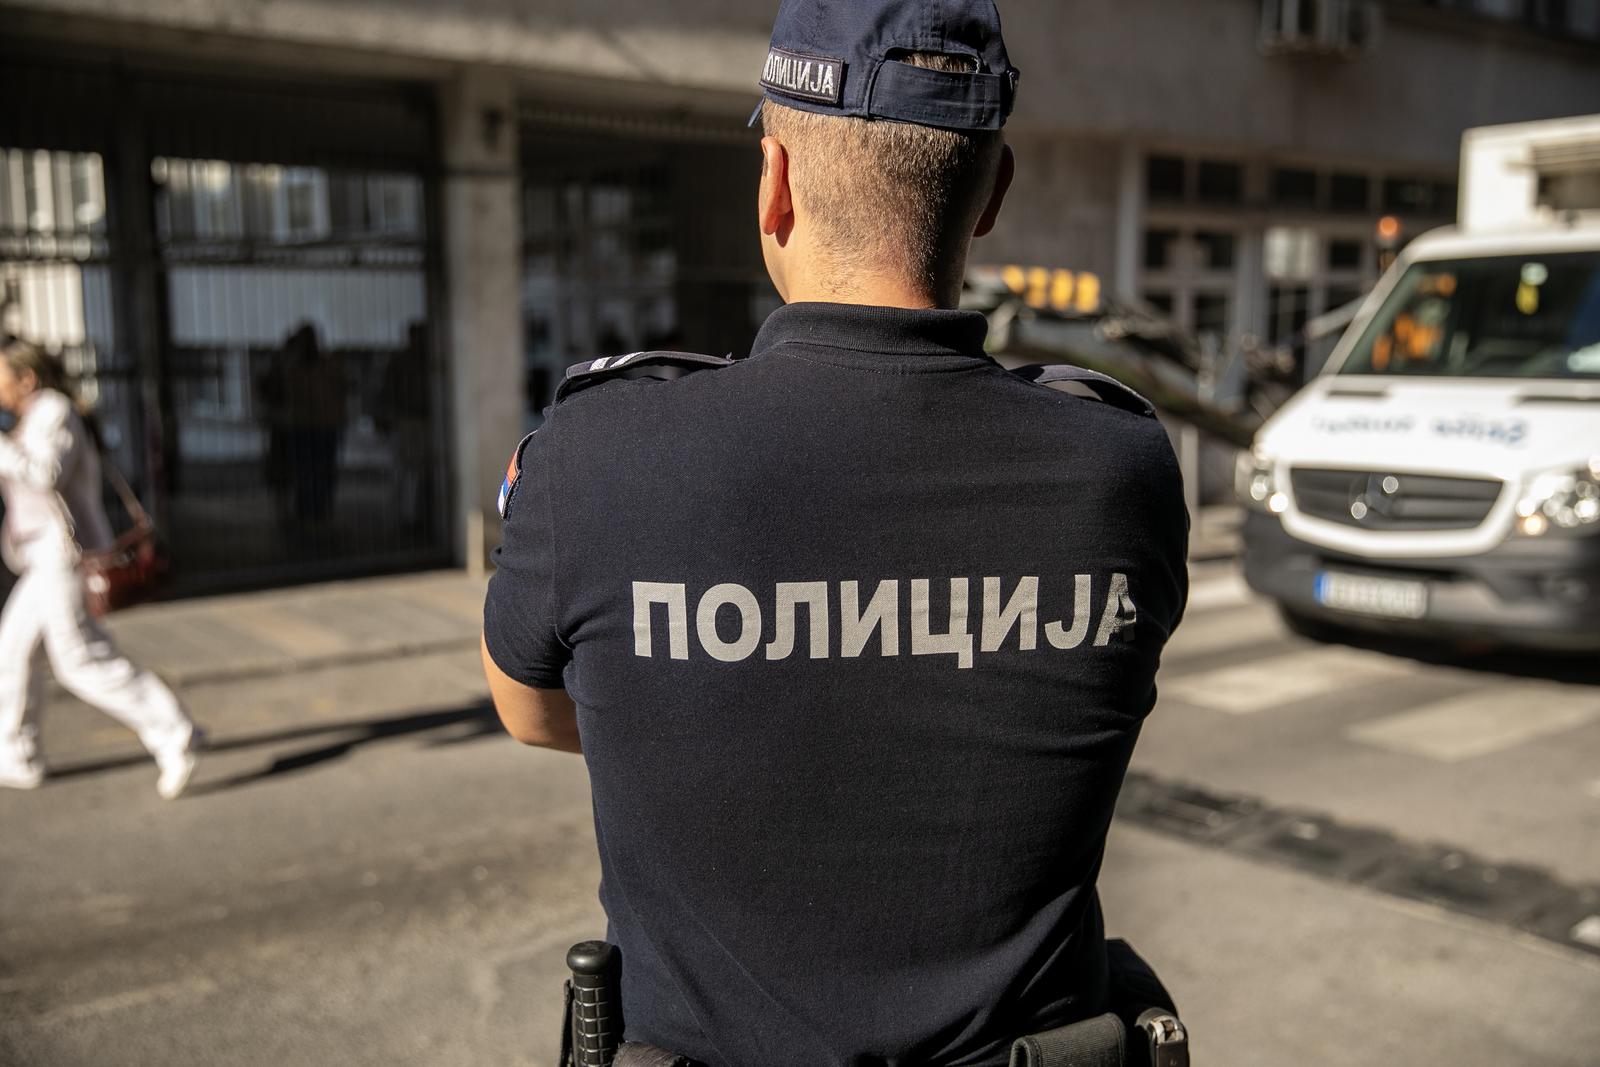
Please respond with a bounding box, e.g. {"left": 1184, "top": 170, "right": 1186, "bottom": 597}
{"left": 104, "top": 570, "right": 487, "bottom": 688}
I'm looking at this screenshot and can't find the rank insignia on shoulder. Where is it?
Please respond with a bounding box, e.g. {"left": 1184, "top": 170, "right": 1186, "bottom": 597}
{"left": 555, "top": 350, "right": 735, "bottom": 404}
{"left": 497, "top": 432, "right": 536, "bottom": 519}
{"left": 1013, "top": 363, "right": 1156, "bottom": 418}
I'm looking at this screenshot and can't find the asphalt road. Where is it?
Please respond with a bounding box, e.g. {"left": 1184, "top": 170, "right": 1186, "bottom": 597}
{"left": 3, "top": 567, "right": 1598, "bottom": 1066}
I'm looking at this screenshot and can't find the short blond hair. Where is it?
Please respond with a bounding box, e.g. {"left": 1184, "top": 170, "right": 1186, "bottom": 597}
{"left": 761, "top": 53, "right": 1005, "bottom": 296}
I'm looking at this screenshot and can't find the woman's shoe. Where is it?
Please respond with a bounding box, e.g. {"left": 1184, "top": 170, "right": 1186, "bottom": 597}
{"left": 155, "top": 747, "right": 195, "bottom": 800}
{"left": 154, "top": 730, "right": 205, "bottom": 801}
{"left": 0, "top": 751, "right": 44, "bottom": 790}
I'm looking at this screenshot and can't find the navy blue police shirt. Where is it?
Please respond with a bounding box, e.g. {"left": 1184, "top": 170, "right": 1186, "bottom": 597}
{"left": 484, "top": 302, "right": 1188, "bottom": 1067}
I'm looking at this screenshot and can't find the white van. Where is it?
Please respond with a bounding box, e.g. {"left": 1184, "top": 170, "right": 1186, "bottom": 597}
{"left": 1239, "top": 116, "right": 1600, "bottom": 651}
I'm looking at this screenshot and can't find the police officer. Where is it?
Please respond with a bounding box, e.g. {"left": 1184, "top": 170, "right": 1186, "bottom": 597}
{"left": 482, "top": 2, "right": 1189, "bottom": 1064}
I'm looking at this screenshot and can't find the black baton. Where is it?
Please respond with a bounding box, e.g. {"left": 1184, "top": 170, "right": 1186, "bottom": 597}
{"left": 566, "top": 940, "right": 621, "bottom": 1066}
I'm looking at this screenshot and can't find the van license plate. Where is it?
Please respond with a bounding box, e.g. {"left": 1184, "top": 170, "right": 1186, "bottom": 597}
{"left": 1314, "top": 572, "right": 1428, "bottom": 620}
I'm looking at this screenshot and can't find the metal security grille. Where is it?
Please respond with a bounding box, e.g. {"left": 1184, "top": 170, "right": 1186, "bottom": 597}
{"left": 1, "top": 55, "right": 450, "bottom": 592}
{"left": 1, "top": 145, "right": 149, "bottom": 547}
{"left": 153, "top": 156, "right": 444, "bottom": 585}
{"left": 1290, "top": 467, "right": 1503, "bottom": 531}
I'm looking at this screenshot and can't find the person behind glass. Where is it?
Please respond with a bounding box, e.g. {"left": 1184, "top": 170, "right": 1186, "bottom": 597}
{"left": 0, "top": 338, "right": 201, "bottom": 799}
{"left": 258, "top": 322, "right": 346, "bottom": 529}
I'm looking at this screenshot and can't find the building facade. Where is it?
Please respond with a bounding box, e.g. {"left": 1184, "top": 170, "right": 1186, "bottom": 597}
{"left": 2, "top": 0, "right": 1598, "bottom": 589}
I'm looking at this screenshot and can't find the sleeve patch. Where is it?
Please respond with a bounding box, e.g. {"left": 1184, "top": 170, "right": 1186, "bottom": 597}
{"left": 497, "top": 432, "right": 536, "bottom": 518}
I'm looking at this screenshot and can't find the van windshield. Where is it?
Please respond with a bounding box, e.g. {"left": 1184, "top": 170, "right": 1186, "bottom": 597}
{"left": 1339, "top": 251, "right": 1600, "bottom": 379}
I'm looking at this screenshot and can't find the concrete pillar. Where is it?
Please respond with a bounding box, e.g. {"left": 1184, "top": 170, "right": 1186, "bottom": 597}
{"left": 439, "top": 70, "right": 523, "bottom": 576}
{"left": 110, "top": 73, "right": 168, "bottom": 517}
{"left": 1113, "top": 140, "right": 1143, "bottom": 302}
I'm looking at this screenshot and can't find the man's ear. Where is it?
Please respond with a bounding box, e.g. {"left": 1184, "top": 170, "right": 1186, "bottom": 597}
{"left": 973, "top": 143, "right": 1015, "bottom": 239}
{"left": 758, "top": 135, "right": 793, "bottom": 238}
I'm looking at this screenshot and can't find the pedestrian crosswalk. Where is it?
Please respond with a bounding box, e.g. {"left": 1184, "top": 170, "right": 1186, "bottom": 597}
{"left": 1347, "top": 684, "right": 1600, "bottom": 762}
{"left": 1161, "top": 645, "right": 1414, "bottom": 715}
{"left": 1182, "top": 568, "right": 1254, "bottom": 613}
{"left": 1164, "top": 567, "right": 1600, "bottom": 765}
{"left": 1160, "top": 603, "right": 1285, "bottom": 659}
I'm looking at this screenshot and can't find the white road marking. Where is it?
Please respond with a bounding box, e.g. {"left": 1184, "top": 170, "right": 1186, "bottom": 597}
{"left": 1184, "top": 570, "right": 1254, "bottom": 613}
{"left": 1162, "top": 646, "right": 1413, "bottom": 714}
{"left": 34, "top": 976, "right": 219, "bottom": 1028}
{"left": 1571, "top": 916, "right": 1600, "bottom": 948}
{"left": 1348, "top": 685, "right": 1600, "bottom": 762}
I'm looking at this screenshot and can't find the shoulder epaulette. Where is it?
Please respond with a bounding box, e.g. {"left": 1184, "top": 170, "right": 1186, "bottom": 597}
{"left": 1012, "top": 363, "right": 1156, "bottom": 418}
{"left": 555, "top": 351, "right": 735, "bottom": 404}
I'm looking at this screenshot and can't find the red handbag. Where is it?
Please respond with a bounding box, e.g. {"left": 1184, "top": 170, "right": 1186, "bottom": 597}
{"left": 81, "top": 463, "right": 166, "bottom": 618}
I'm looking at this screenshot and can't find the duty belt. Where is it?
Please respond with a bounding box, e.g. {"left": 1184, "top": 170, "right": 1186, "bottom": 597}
{"left": 559, "top": 940, "right": 1189, "bottom": 1067}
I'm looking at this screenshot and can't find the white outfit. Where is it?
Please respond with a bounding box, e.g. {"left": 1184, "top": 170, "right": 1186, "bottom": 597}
{"left": 0, "top": 390, "right": 195, "bottom": 794}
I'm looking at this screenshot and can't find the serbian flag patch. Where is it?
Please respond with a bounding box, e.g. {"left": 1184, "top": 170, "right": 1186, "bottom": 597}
{"left": 497, "top": 433, "right": 534, "bottom": 518}
{"left": 497, "top": 456, "right": 518, "bottom": 518}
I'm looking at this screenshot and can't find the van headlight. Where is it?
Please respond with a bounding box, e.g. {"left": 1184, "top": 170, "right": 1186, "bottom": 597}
{"left": 1514, "top": 461, "right": 1600, "bottom": 537}
{"left": 1236, "top": 448, "right": 1289, "bottom": 515}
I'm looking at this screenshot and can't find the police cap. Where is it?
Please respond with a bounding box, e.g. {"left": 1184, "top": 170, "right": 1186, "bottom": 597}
{"left": 754, "top": 0, "right": 1021, "bottom": 132}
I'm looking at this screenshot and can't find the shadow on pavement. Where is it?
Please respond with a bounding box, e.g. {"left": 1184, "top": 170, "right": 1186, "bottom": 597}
{"left": 1343, "top": 634, "right": 1600, "bottom": 685}
{"left": 47, "top": 704, "right": 506, "bottom": 791}
{"left": 1288, "top": 614, "right": 1600, "bottom": 686}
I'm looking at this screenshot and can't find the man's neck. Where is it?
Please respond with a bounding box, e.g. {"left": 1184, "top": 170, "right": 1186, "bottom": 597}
{"left": 781, "top": 273, "right": 960, "bottom": 311}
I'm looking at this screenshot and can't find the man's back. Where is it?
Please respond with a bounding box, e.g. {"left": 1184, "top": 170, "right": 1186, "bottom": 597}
{"left": 486, "top": 302, "right": 1188, "bottom": 1066}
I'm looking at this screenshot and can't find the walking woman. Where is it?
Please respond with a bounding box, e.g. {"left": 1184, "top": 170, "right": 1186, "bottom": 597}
{"left": 0, "top": 339, "right": 200, "bottom": 799}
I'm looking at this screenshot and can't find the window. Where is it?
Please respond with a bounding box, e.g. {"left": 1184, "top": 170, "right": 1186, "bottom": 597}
{"left": 1431, "top": 181, "right": 1459, "bottom": 217}
{"left": 1265, "top": 226, "right": 1319, "bottom": 280}
{"left": 1144, "top": 229, "right": 1235, "bottom": 273}
{"left": 1194, "top": 293, "right": 1231, "bottom": 341}
{"left": 1540, "top": 170, "right": 1600, "bottom": 213}
{"left": 1143, "top": 292, "right": 1176, "bottom": 317}
{"left": 20, "top": 150, "right": 44, "bottom": 231}
{"left": 177, "top": 160, "right": 243, "bottom": 240}
{"left": 1384, "top": 176, "right": 1455, "bottom": 217}
{"left": 1272, "top": 167, "right": 1320, "bottom": 208}
{"left": 1144, "top": 154, "right": 1245, "bottom": 205}
{"left": 1269, "top": 285, "right": 1312, "bottom": 345}
{"left": 68, "top": 155, "right": 106, "bottom": 232}
{"left": 1383, "top": 177, "right": 1427, "bottom": 215}
{"left": 1340, "top": 252, "right": 1600, "bottom": 379}
{"left": 1329, "top": 172, "right": 1371, "bottom": 213}
{"left": 1197, "top": 161, "right": 1244, "bottom": 204}
{"left": 0, "top": 148, "right": 107, "bottom": 245}
{"left": 1146, "top": 156, "right": 1186, "bottom": 202}
{"left": 1328, "top": 238, "right": 1364, "bottom": 271}
{"left": 1144, "top": 228, "right": 1180, "bottom": 270}
{"left": 375, "top": 176, "right": 423, "bottom": 237}
{"left": 1195, "top": 230, "right": 1237, "bottom": 271}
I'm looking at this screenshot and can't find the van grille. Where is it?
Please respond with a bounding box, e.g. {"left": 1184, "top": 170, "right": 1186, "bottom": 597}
{"left": 1289, "top": 468, "right": 1503, "bottom": 531}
